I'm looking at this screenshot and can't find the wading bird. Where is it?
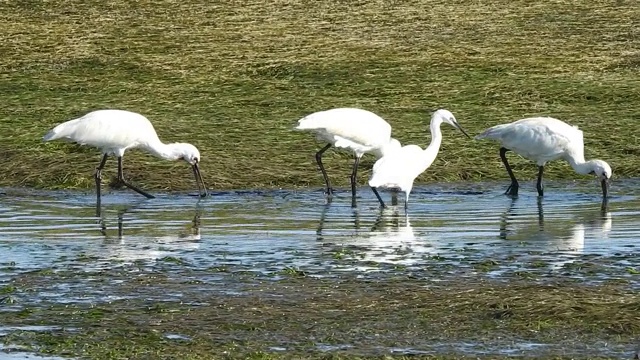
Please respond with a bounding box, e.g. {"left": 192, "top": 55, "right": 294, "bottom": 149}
{"left": 43, "top": 109, "right": 208, "bottom": 208}
{"left": 369, "top": 109, "right": 470, "bottom": 209}
{"left": 296, "top": 108, "right": 402, "bottom": 207}
{"left": 475, "top": 116, "right": 611, "bottom": 198}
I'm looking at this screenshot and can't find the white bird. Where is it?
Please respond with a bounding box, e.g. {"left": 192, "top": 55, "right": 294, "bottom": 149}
{"left": 368, "top": 109, "right": 470, "bottom": 209}
{"left": 43, "top": 109, "right": 208, "bottom": 207}
{"left": 295, "top": 108, "right": 402, "bottom": 207}
{"left": 475, "top": 117, "right": 612, "bottom": 198}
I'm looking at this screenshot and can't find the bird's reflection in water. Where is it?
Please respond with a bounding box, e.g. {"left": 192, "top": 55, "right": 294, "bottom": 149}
{"left": 97, "top": 204, "right": 202, "bottom": 262}
{"left": 499, "top": 197, "right": 611, "bottom": 265}
{"left": 359, "top": 207, "right": 424, "bottom": 264}
{"left": 318, "top": 206, "right": 437, "bottom": 265}
{"left": 316, "top": 203, "right": 362, "bottom": 241}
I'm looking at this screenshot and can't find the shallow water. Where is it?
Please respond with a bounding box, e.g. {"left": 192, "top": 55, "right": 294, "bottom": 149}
{"left": 1, "top": 179, "right": 639, "bottom": 357}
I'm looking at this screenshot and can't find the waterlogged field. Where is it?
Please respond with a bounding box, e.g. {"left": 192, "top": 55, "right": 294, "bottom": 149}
{"left": 1, "top": 179, "right": 639, "bottom": 359}
{"left": 0, "top": 0, "right": 639, "bottom": 358}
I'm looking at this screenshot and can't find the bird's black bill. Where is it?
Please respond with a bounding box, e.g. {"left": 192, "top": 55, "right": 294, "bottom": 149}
{"left": 601, "top": 178, "right": 609, "bottom": 198}
{"left": 192, "top": 163, "right": 208, "bottom": 197}
{"left": 454, "top": 122, "right": 472, "bottom": 139}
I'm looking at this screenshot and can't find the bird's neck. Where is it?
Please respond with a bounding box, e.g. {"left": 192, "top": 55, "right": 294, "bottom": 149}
{"left": 141, "top": 141, "right": 182, "bottom": 161}
{"left": 565, "top": 153, "right": 594, "bottom": 175}
{"left": 421, "top": 120, "right": 444, "bottom": 164}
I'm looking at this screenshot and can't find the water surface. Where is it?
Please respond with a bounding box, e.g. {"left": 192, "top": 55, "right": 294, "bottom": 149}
{"left": 1, "top": 179, "right": 639, "bottom": 357}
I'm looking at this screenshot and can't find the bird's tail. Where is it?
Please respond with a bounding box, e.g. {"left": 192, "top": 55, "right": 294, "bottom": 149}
{"left": 294, "top": 117, "right": 314, "bottom": 130}
{"left": 294, "top": 112, "right": 326, "bottom": 130}
{"left": 474, "top": 124, "right": 508, "bottom": 140}
{"left": 42, "top": 117, "right": 81, "bottom": 142}
{"left": 42, "top": 124, "right": 65, "bottom": 142}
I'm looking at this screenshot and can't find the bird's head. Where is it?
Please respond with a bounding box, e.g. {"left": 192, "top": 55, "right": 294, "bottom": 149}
{"left": 172, "top": 143, "right": 201, "bottom": 165}
{"left": 432, "top": 109, "right": 471, "bottom": 139}
{"left": 589, "top": 159, "right": 612, "bottom": 198}
{"left": 171, "top": 143, "right": 207, "bottom": 197}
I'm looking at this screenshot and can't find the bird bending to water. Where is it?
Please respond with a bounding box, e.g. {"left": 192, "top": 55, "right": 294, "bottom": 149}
{"left": 475, "top": 116, "right": 611, "bottom": 198}
{"left": 296, "top": 108, "right": 402, "bottom": 207}
{"left": 368, "top": 109, "right": 470, "bottom": 209}
{"left": 43, "top": 109, "right": 208, "bottom": 208}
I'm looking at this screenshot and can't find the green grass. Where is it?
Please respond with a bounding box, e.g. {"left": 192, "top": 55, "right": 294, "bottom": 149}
{"left": 0, "top": 0, "right": 638, "bottom": 191}
{"left": 2, "top": 274, "right": 639, "bottom": 359}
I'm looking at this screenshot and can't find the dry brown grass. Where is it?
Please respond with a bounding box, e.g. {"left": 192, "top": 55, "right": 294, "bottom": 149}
{"left": 0, "top": 0, "right": 638, "bottom": 191}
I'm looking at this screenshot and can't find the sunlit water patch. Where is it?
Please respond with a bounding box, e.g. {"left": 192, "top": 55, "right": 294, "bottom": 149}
{"left": 0, "top": 180, "right": 639, "bottom": 282}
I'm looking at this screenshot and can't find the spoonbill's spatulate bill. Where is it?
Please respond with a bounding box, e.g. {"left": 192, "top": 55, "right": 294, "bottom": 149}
{"left": 368, "top": 109, "right": 470, "bottom": 209}
{"left": 475, "top": 116, "right": 612, "bottom": 198}
{"left": 296, "top": 107, "right": 401, "bottom": 207}
{"left": 43, "top": 109, "right": 208, "bottom": 207}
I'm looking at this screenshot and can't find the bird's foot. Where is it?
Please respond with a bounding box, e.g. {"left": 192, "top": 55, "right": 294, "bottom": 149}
{"left": 505, "top": 183, "right": 519, "bottom": 197}
{"left": 109, "top": 177, "right": 125, "bottom": 189}
{"left": 324, "top": 188, "right": 335, "bottom": 197}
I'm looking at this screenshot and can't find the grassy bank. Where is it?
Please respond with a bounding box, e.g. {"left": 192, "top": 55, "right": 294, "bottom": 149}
{"left": 0, "top": 0, "right": 638, "bottom": 191}
{"left": 2, "top": 270, "right": 639, "bottom": 359}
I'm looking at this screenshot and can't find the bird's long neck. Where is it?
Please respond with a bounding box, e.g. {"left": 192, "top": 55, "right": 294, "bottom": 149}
{"left": 141, "top": 140, "right": 182, "bottom": 161}
{"left": 565, "top": 152, "right": 594, "bottom": 175}
{"left": 420, "top": 119, "right": 444, "bottom": 165}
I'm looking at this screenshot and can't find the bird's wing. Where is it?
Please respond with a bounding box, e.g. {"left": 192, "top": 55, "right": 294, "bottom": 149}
{"left": 44, "top": 110, "right": 159, "bottom": 151}
{"left": 296, "top": 108, "right": 392, "bottom": 147}
{"left": 479, "top": 117, "right": 581, "bottom": 161}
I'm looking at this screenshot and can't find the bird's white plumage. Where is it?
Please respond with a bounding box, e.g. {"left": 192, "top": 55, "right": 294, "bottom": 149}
{"left": 475, "top": 116, "right": 611, "bottom": 180}
{"left": 44, "top": 110, "right": 162, "bottom": 157}
{"left": 43, "top": 109, "right": 200, "bottom": 163}
{"left": 43, "top": 109, "right": 208, "bottom": 199}
{"left": 369, "top": 109, "right": 468, "bottom": 207}
{"left": 475, "top": 117, "right": 584, "bottom": 166}
{"left": 369, "top": 145, "right": 427, "bottom": 193}
{"left": 296, "top": 108, "right": 399, "bottom": 157}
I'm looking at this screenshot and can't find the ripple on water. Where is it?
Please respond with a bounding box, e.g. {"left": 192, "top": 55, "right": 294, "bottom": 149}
{"left": 0, "top": 180, "right": 639, "bottom": 284}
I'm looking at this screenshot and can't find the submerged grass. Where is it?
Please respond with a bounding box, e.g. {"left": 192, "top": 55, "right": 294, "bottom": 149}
{"left": 1, "top": 273, "right": 639, "bottom": 359}
{"left": 0, "top": 0, "right": 638, "bottom": 191}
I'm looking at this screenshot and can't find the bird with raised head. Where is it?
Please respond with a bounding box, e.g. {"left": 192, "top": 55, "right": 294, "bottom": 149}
{"left": 368, "top": 109, "right": 470, "bottom": 209}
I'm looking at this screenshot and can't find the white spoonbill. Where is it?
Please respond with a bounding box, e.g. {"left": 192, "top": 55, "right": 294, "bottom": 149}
{"left": 369, "top": 109, "right": 470, "bottom": 209}
{"left": 475, "top": 117, "right": 612, "bottom": 198}
{"left": 295, "top": 108, "right": 401, "bottom": 207}
{"left": 43, "top": 109, "right": 208, "bottom": 206}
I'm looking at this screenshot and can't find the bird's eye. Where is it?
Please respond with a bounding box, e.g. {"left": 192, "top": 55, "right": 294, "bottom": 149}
{"left": 194, "top": 157, "right": 199, "bottom": 163}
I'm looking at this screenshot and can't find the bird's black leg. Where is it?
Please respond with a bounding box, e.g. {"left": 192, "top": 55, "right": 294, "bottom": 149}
{"left": 371, "top": 186, "right": 386, "bottom": 208}
{"left": 315, "top": 143, "right": 334, "bottom": 196}
{"left": 536, "top": 196, "right": 544, "bottom": 228}
{"left": 350, "top": 156, "right": 361, "bottom": 207}
{"left": 94, "top": 154, "right": 108, "bottom": 215}
{"left": 500, "top": 147, "right": 519, "bottom": 197}
{"left": 116, "top": 157, "right": 155, "bottom": 199}
{"left": 536, "top": 166, "right": 545, "bottom": 197}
